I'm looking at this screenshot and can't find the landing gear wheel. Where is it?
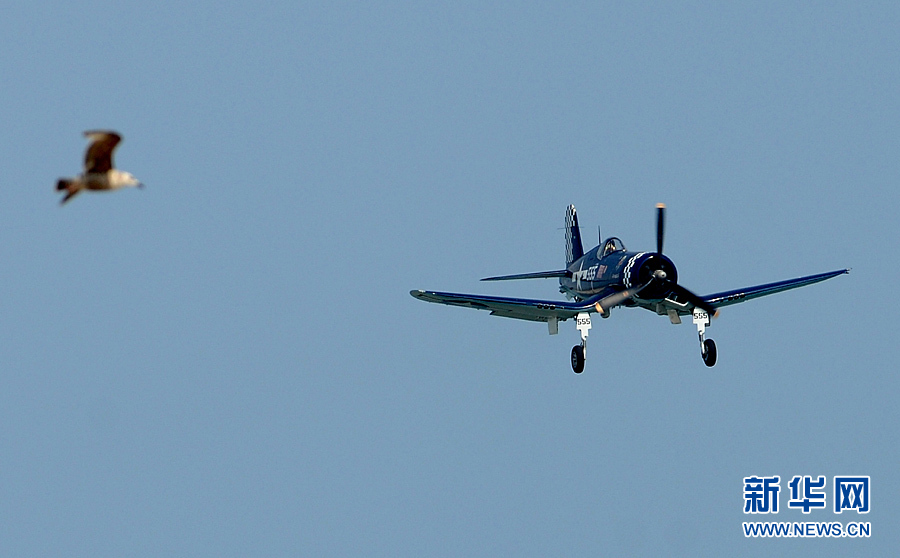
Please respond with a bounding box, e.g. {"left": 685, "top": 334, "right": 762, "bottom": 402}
{"left": 571, "top": 345, "right": 585, "bottom": 374}
{"left": 702, "top": 339, "right": 717, "bottom": 367}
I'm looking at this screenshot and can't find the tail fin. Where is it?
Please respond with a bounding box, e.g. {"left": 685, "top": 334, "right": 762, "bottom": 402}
{"left": 565, "top": 205, "right": 584, "bottom": 266}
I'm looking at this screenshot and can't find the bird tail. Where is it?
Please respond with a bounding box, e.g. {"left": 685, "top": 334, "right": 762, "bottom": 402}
{"left": 60, "top": 189, "right": 81, "bottom": 204}
{"left": 57, "top": 179, "right": 82, "bottom": 204}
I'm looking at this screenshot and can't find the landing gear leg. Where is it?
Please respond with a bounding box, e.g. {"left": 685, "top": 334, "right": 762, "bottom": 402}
{"left": 571, "top": 312, "right": 591, "bottom": 374}
{"left": 692, "top": 308, "right": 717, "bottom": 367}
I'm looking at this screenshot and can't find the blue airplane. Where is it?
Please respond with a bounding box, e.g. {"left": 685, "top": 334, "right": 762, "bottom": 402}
{"left": 411, "top": 204, "right": 848, "bottom": 373}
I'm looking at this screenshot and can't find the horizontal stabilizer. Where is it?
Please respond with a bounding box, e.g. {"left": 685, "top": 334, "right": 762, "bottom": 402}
{"left": 481, "top": 270, "right": 571, "bottom": 282}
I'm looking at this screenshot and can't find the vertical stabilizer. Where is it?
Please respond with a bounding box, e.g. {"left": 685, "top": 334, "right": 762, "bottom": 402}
{"left": 565, "top": 205, "right": 584, "bottom": 266}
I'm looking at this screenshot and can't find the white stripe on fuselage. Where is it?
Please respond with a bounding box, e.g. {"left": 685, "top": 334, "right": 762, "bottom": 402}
{"left": 622, "top": 252, "right": 646, "bottom": 288}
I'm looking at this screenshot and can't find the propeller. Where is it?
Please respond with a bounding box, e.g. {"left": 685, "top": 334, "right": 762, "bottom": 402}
{"left": 653, "top": 202, "right": 717, "bottom": 315}
{"left": 594, "top": 269, "right": 668, "bottom": 314}
{"left": 594, "top": 203, "right": 719, "bottom": 317}
{"left": 594, "top": 271, "right": 718, "bottom": 317}
{"left": 593, "top": 283, "right": 647, "bottom": 315}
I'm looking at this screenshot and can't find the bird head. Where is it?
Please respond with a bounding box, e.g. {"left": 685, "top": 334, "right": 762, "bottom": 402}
{"left": 111, "top": 170, "right": 144, "bottom": 189}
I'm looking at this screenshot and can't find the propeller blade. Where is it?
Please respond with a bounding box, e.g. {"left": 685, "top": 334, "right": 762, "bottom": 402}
{"left": 593, "top": 275, "right": 719, "bottom": 318}
{"left": 656, "top": 203, "right": 666, "bottom": 254}
{"left": 593, "top": 281, "right": 650, "bottom": 314}
{"left": 668, "top": 282, "right": 718, "bottom": 317}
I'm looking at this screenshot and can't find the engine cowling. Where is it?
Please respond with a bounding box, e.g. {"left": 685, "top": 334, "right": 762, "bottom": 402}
{"left": 624, "top": 253, "right": 677, "bottom": 299}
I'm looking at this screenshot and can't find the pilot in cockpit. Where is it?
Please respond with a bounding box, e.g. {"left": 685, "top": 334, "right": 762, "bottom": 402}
{"left": 601, "top": 238, "right": 625, "bottom": 258}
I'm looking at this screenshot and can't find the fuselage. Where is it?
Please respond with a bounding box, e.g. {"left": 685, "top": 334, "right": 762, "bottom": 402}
{"left": 77, "top": 169, "right": 142, "bottom": 191}
{"left": 559, "top": 237, "right": 677, "bottom": 303}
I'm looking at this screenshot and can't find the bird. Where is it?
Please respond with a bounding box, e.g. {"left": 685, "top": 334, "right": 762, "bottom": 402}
{"left": 57, "top": 131, "right": 143, "bottom": 205}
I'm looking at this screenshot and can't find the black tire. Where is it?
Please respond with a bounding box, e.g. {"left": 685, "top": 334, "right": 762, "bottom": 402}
{"left": 571, "top": 345, "right": 585, "bottom": 374}
{"left": 702, "top": 339, "right": 717, "bottom": 367}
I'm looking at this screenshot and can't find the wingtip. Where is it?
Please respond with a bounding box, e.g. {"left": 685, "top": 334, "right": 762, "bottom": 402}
{"left": 83, "top": 129, "right": 121, "bottom": 138}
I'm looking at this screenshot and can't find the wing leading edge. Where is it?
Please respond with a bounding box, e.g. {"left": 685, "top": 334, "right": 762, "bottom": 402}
{"left": 409, "top": 289, "right": 611, "bottom": 323}
{"left": 699, "top": 268, "right": 849, "bottom": 310}
{"left": 481, "top": 270, "right": 570, "bottom": 282}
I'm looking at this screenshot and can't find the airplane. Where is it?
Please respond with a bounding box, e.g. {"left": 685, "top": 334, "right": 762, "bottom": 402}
{"left": 410, "top": 204, "right": 849, "bottom": 373}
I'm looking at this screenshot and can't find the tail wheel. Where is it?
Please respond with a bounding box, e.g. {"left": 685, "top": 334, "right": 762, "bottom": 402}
{"left": 702, "top": 339, "right": 717, "bottom": 367}
{"left": 571, "top": 345, "right": 585, "bottom": 374}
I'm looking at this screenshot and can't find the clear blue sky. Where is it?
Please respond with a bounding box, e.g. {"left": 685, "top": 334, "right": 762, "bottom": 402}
{"left": 0, "top": 2, "right": 897, "bottom": 556}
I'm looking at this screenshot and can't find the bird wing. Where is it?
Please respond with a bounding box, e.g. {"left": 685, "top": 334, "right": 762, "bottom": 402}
{"left": 83, "top": 131, "right": 122, "bottom": 173}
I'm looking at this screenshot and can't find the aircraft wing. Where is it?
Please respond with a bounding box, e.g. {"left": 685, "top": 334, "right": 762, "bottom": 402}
{"left": 700, "top": 268, "right": 849, "bottom": 310}
{"left": 410, "top": 289, "right": 606, "bottom": 323}
{"left": 412, "top": 269, "right": 849, "bottom": 322}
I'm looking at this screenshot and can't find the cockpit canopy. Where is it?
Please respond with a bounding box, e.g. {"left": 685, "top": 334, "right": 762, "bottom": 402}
{"left": 599, "top": 237, "right": 626, "bottom": 258}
